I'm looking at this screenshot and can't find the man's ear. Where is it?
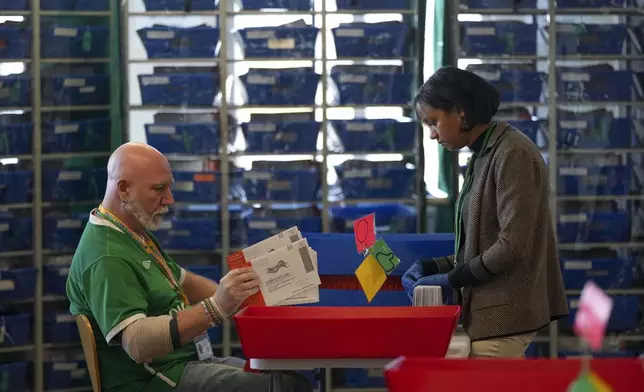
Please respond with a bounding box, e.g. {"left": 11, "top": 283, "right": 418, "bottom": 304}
{"left": 116, "top": 179, "right": 130, "bottom": 203}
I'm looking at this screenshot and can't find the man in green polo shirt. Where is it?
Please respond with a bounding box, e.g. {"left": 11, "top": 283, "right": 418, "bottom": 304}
{"left": 66, "top": 142, "right": 312, "bottom": 392}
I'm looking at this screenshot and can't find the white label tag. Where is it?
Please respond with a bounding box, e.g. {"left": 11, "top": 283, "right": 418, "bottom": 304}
{"left": 148, "top": 125, "right": 176, "bottom": 134}
{"left": 57, "top": 171, "right": 82, "bottom": 181}
{"left": 560, "top": 120, "right": 588, "bottom": 129}
{"left": 344, "top": 169, "right": 371, "bottom": 178}
{"left": 249, "top": 123, "right": 277, "bottom": 132}
{"left": 339, "top": 74, "right": 368, "bottom": 84}
{"left": 246, "top": 30, "right": 274, "bottom": 39}
{"left": 562, "top": 73, "right": 590, "bottom": 82}
{"left": 70, "top": 369, "right": 87, "bottom": 379}
{"left": 54, "top": 27, "right": 78, "bottom": 37}
{"left": 53, "top": 362, "right": 78, "bottom": 371}
{"left": 79, "top": 86, "right": 96, "bottom": 94}
{"left": 346, "top": 123, "right": 373, "bottom": 132}
{"left": 56, "top": 219, "right": 82, "bottom": 229}
{"left": 64, "top": 78, "right": 86, "bottom": 87}
{"left": 247, "top": 75, "right": 276, "bottom": 85}
{"left": 0, "top": 223, "right": 8, "bottom": 232}
{"left": 141, "top": 76, "right": 170, "bottom": 86}
{"left": 559, "top": 167, "right": 588, "bottom": 176}
{"left": 58, "top": 267, "right": 70, "bottom": 276}
{"left": 56, "top": 314, "right": 76, "bottom": 323}
{"left": 557, "top": 24, "right": 577, "bottom": 33}
{"left": 244, "top": 172, "right": 272, "bottom": 180}
{"left": 336, "top": 28, "right": 364, "bottom": 37}
{"left": 466, "top": 27, "right": 495, "bottom": 36}
{"left": 55, "top": 124, "right": 79, "bottom": 134}
{"left": 174, "top": 181, "right": 195, "bottom": 192}
{"left": 559, "top": 214, "right": 587, "bottom": 223}
{"left": 249, "top": 220, "right": 277, "bottom": 230}
{"left": 564, "top": 261, "right": 593, "bottom": 270}
{"left": 194, "top": 333, "right": 214, "bottom": 360}
{"left": 0, "top": 280, "right": 15, "bottom": 291}
{"left": 158, "top": 221, "right": 173, "bottom": 230}
{"left": 367, "top": 368, "right": 384, "bottom": 378}
{"left": 268, "top": 38, "right": 295, "bottom": 50}
{"left": 268, "top": 180, "right": 292, "bottom": 191}
{"left": 147, "top": 30, "right": 175, "bottom": 39}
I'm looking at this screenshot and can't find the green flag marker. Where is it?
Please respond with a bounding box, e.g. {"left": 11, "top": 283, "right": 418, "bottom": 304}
{"left": 367, "top": 238, "right": 400, "bottom": 275}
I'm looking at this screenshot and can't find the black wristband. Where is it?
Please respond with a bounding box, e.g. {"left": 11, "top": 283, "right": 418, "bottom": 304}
{"left": 169, "top": 312, "right": 181, "bottom": 350}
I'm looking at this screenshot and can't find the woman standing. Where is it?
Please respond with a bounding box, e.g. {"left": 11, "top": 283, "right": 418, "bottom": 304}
{"left": 402, "top": 66, "right": 568, "bottom": 358}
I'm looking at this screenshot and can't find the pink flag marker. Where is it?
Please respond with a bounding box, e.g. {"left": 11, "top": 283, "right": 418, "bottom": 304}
{"left": 573, "top": 281, "right": 613, "bottom": 351}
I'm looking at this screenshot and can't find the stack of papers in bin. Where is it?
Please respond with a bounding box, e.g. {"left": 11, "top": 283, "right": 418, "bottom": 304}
{"left": 227, "top": 226, "right": 320, "bottom": 307}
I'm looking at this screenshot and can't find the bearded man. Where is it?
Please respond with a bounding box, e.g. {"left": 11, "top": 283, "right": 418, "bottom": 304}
{"left": 66, "top": 142, "right": 312, "bottom": 392}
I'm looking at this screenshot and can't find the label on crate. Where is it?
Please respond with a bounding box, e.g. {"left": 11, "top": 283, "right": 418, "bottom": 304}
{"left": 79, "top": 86, "right": 96, "bottom": 94}
{"left": 0, "top": 280, "right": 15, "bottom": 291}
{"left": 249, "top": 123, "right": 277, "bottom": 132}
{"left": 559, "top": 214, "right": 587, "bottom": 223}
{"left": 147, "top": 30, "right": 175, "bottom": 40}
{"left": 54, "top": 27, "right": 78, "bottom": 37}
{"left": 570, "top": 299, "right": 579, "bottom": 308}
{"left": 246, "top": 30, "right": 275, "bottom": 39}
{"left": 49, "top": 255, "right": 73, "bottom": 266}
{"left": 561, "top": 73, "right": 590, "bottom": 82}
{"left": 0, "top": 88, "right": 9, "bottom": 98}
{"left": 559, "top": 167, "right": 588, "bottom": 176}
{"left": 244, "top": 172, "right": 272, "bottom": 180}
{"left": 564, "top": 261, "right": 593, "bottom": 270}
{"left": 56, "top": 219, "right": 83, "bottom": 229}
{"left": 475, "top": 71, "right": 501, "bottom": 81}
{"left": 169, "top": 230, "right": 190, "bottom": 237}
{"left": 249, "top": 220, "right": 278, "bottom": 230}
{"left": 148, "top": 125, "right": 176, "bottom": 134}
{"left": 279, "top": 132, "right": 298, "bottom": 142}
{"left": 367, "top": 178, "right": 392, "bottom": 189}
{"left": 56, "top": 314, "right": 76, "bottom": 323}
{"left": 54, "top": 124, "right": 80, "bottom": 134}
{"left": 268, "top": 38, "right": 295, "bottom": 50}
{"left": 339, "top": 74, "right": 368, "bottom": 84}
{"left": 53, "top": 363, "right": 79, "bottom": 371}
{"left": 344, "top": 169, "right": 371, "bottom": 178}
{"left": 466, "top": 27, "right": 495, "bottom": 36}
{"left": 64, "top": 78, "right": 86, "bottom": 87}
{"left": 247, "top": 75, "right": 277, "bottom": 85}
{"left": 158, "top": 221, "right": 172, "bottom": 230}
{"left": 336, "top": 28, "right": 365, "bottom": 37}
{"left": 346, "top": 122, "right": 374, "bottom": 132}
{"left": 560, "top": 120, "right": 588, "bottom": 129}
{"left": 268, "top": 180, "right": 292, "bottom": 191}
{"left": 58, "top": 267, "right": 70, "bottom": 276}
{"left": 0, "top": 223, "right": 8, "bottom": 232}
{"left": 71, "top": 369, "right": 88, "bottom": 379}
{"left": 557, "top": 24, "right": 577, "bottom": 33}
{"left": 367, "top": 368, "right": 385, "bottom": 378}
{"left": 174, "top": 181, "right": 195, "bottom": 192}
{"left": 141, "top": 76, "right": 170, "bottom": 86}
{"left": 58, "top": 171, "right": 82, "bottom": 181}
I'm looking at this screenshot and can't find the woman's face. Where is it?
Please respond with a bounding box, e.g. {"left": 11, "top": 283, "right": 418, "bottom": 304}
{"left": 416, "top": 102, "right": 468, "bottom": 151}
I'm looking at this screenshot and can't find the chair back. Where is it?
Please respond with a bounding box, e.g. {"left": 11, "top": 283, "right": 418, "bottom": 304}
{"left": 76, "top": 315, "right": 101, "bottom": 392}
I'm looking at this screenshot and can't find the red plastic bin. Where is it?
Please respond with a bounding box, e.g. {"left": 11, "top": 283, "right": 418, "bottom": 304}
{"left": 384, "top": 357, "right": 644, "bottom": 391}
{"left": 233, "top": 305, "right": 461, "bottom": 359}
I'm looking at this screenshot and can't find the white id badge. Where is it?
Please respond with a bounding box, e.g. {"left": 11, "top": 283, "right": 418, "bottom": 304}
{"left": 194, "top": 333, "right": 214, "bottom": 360}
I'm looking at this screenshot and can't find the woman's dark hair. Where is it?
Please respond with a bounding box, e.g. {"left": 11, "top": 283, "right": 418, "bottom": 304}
{"left": 414, "top": 66, "right": 500, "bottom": 129}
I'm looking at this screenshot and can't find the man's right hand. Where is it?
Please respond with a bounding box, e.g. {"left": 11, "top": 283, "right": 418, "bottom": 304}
{"left": 213, "top": 267, "right": 260, "bottom": 317}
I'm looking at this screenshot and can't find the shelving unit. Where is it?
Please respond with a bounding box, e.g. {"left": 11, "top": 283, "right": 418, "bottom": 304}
{"left": 0, "top": 0, "right": 122, "bottom": 390}
{"left": 450, "top": 0, "right": 644, "bottom": 359}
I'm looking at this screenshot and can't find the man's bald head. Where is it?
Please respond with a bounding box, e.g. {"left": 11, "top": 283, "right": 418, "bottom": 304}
{"left": 107, "top": 142, "right": 169, "bottom": 182}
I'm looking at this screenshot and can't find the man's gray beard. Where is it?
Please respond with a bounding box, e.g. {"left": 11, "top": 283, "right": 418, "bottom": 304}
{"left": 124, "top": 198, "right": 168, "bottom": 231}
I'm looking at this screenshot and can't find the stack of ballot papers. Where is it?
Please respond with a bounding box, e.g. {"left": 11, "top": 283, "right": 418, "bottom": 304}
{"left": 227, "top": 226, "right": 321, "bottom": 307}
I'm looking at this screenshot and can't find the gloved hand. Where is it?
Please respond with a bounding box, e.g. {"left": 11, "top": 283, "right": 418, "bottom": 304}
{"left": 415, "top": 273, "right": 449, "bottom": 287}
{"left": 213, "top": 267, "right": 261, "bottom": 317}
{"left": 401, "top": 260, "right": 424, "bottom": 294}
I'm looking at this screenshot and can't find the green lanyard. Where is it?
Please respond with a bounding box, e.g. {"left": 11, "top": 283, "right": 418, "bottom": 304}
{"left": 453, "top": 123, "right": 497, "bottom": 256}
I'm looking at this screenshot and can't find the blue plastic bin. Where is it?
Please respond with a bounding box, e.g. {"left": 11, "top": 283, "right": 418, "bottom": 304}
{"left": 335, "top": 0, "right": 411, "bottom": 10}
{"left": 309, "top": 289, "right": 410, "bottom": 306}
{"left": 0, "top": 267, "right": 37, "bottom": 300}
{"left": 0, "top": 0, "right": 28, "bottom": 10}
{"left": 145, "top": 122, "right": 222, "bottom": 155}
{"left": 0, "top": 75, "right": 31, "bottom": 107}
{"left": 0, "top": 171, "right": 31, "bottom": 204}
{"left": 0, "top": 313, "right": 30, "bottom": 347}
{"left": 187, "top": 265, "right": 222, "bottom": 283}
{"left": 43, "top": 216, "right": 88, "bottom": 251}
{"left": 461, "top": 22, "right": 537, "bottom": 56}
{"left": 0, "top": 362, "right": 28, "bottom": 392}
{"left": 246, "top": 216, "right": 321, "bottom": 244}
{"left": 474, "top": 70, "right": 544, "bottom": 103}
{"left": 506, "top": 119, "right": 545, "bottom": 148}
{"left": 242, "top": 121, "right": 319, "bottom": 153}
{"left": 0, "top": 25, "right": 31, "bottom": 59}
{"left": 557, "top": 67, "right": 633, "bottom": 102}
{"left": 0, "top": 218, "right": 32, "bottom": 252}
{"left": 303, "top": 233, "right": 454, "bottom": 276}
{"left": 343, "top": 368, "right": 385, "bottom": 388}
{"left": 41, "top": 0, "right": 109, "bottom": 10}
{"left": 139, "top": 72, "right": 219, "bottom": 106}
{"left": 333, "top": 120, "right": 416, "bottom": 152}
{"left": 138, "top": 25, "right": 220, "bottom": 59}
{"left": 154, "top": 218, "right": 221, "bottom": 250}
{"left": 241, "top": 69, "right": 319, "bottom": 106}
{"left": 208, "top": 325, "right": 222, "bottom": 344}
{"left": 558, "top": 165, "right": 631, "bottom": 196}
{"left": 42, "top": 74, "right": 110, "bottom": 106}
{"left": 338, "top": 167, "right": 416, "bottom": 199}
{"left": 42, "top": 118, "right": 111, "bottom": 154}
{"left": 238, "top": 26, "right": 318, "bottom": 58}
{"left": 557, "top": 0, "right": 629, "bottom": 6}
{"left": 461, "top": 0, "right": 538, "bottom": 8}
{"left": 44, "top": 313, "right": 79, "bottom": 343}
{"left": 44, "top": 265, "right": 70, "bottom": 296}
{"left": 143, "top": 0, "right": 217, "bottom": 10}
{"left": 558, "top": 211, "right": 631, "bottom": 243}
{"left": 171, "top": 171, "right": 223, "bottom": 203}
{"left": 44, "top": 360, "right": 90, "bottom": 390}
{"left": 0, "top": 123, "right": 33, "bottom": 155}
{"left": 328, "top": 203, "right": 417, "bottom": 234}
{"left": 557, "top": 116, "right": 632, "bottom": 149}
{"left": 241, "top": 0, "right": 311, "bottom": 9}
{"left": 243, "top": 170, "right": 320, "bottom": 202}
{"left": 332, "top": 22, "right": 408, "bottom": 58}
{"left": 41, "top": 26, "right": 109, "bottom": 59}
{"left": 555, "top": 24, "right": 627, "bottom": 55}
{"left": 331, "top": 70, "right": 412, "bottom": 105}
{"left": 42, "top": 168, "right": 107, "bottom": 202}
{"left": 567, "top": 296, "right": 639, "bottom": 332}
{"left": 561, "top": 258, "right": 634, "bottom": 290}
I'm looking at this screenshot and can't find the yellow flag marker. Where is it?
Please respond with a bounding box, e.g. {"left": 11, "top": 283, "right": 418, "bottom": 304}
{"left": 355, "top": 253, "right": 388, "bottom": 302}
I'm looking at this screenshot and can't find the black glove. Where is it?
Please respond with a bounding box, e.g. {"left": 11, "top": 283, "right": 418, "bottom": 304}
{"left": 447, "top": 262, "right": 479, "bottom": 289}
{"left": 419, "top": 259, "right": 440, "bottom": 276}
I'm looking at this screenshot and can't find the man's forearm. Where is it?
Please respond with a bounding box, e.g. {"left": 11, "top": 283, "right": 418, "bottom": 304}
{"left": 176, "top": 303, "right": 214, "bottom": 345}
{"left": 182, "top": 271, "right": 218, "bottom": 304}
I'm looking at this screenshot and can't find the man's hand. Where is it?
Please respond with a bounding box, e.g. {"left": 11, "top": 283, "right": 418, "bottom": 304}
{"left": 213, "top": 267, "right": 261, "bottom": 316}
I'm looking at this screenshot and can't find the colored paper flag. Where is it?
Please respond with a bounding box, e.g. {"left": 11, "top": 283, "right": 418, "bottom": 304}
{"left": 353, "top": 213, "right": 376, "bottom": 254}
{"left": 368, "top": 238, "right": 400, "bottom": 275}
{"left": 567, "top": 372, "right": 613, "bottom": 392}
{"left": 573, "top": 281, "right": 613, "bottom": 351}
{"left": 355, "top": 253, "right": 388, "bottom": 302}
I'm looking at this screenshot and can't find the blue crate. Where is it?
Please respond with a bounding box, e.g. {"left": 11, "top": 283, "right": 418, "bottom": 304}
{"left": 242, "top": 121, "right": 319, "bottom": 153}
{"left": 44, "top": 313, "right": 79, "bottom": 343}
{"left": 171, "top": 171, "right": 223, "bottom": 203}
{"left": 331, "top": 70, "right": 412, "bottom": 105}
{"left": 42, "top": 169, "right": 107, "bottom": 202}
{"left": 303, "top": 233, "right": 454, "bottom": 276}
{"left": 139, "top": 72, "right": 219, "bottom": 106}
{"left": 0, "top": 75, "right": 31, "bottom": 107}
{"left": 557, "top": 67, "right": 633, "bottom": 102}
{"left": 556, "top": 24, "right": 627, "bottom": 55}
{"left": 0, "top": 218, "right": 32, "bottom": 252}
{"left": 0, "top": 123, "right": 32, "bottom": 155}
{"left": 342, "top": 368, "right": 385, "bottom": 388}
{"left": 0, "top": 26, "right": 31, "bottom": 59}
{"left": 145, "top": 122, "right": 222, "bottom": 155}
{"left": 246, "top": 216, "right": 321, "bottom": 244}
{"left": 44, "top": 265, "right": 70, "bottom": 296}
{"left": 41, "top": 26, "right": 109, "bottom": 59}
{"left": 242, "top": 170, "right": 320, "bottom": 202}
{"left": 506, "top": 119, "right": 545, "bottom": 148}
{"left": 43, "top": 217, "right": 88, "bottom": 251}
{"left": 0, "top": 171, "right": 31, "bottom": 204}
{"left": 0, "top": 267, "right": 37, "bottom": 300}
{"left": 474, "top": 70, "right": 544, "bottom": 103}
{"left": 558, "top": 211, "right": 631, "bottom": 243}
{"left": 43, "top": 74, "right": 110, "bottom": 106}
{"left": 241, "top": 0, "right": 312, "bottom": 9}
{"left": 333, "top": 120, "right": 416, "bottom": 153}
{"left": 154, "top": 218, "right": 220, "bottom": 250}
{"left": 335, "top": 0, "right": 411, "bottom": 10}
{"left": 0, "top": 362, "right": 28, "bottom": 392}
{"left": 207, "top": 325, "right": 222, "bottom": 344}
{"left": 567, "top": 296, "right": 640, "bottom": 332}
{"left": 44, "top": 360, "right": 90, "bottom": 390}
{"left": 187, "top": 265, "right": 222, "bottom": 282}
{"left": 143, "top": 0, "right": 217, "bottom": 10}
{"left": 240, "top": 69, "right": 319, "bottom": 106}
{"left": 307, "top": 289, "right": 410, "bottom": 306}
{"left": 0, "top": 313, "right": 30, "bottom": 347}
{"left": 557, "top": 0, "right": 630, "bottom": 6}
{"left": 558, "top": 165, "right": 631, "bottom": 196}
{"left": 338, "top": 167, "right": 416, "bottom": 200}
{"left": 43, "top": 118, "right": 111, "bottom": 154}
{"left": 561, "top": 258, "right": 634, "bottom": 290}
{"left": 238, "top": 26, "right": 318, "bottom": 58}
{"left": 138, "top": 25, "right": 220, "bottom": 59}
{"left": 333, "top": 22, "right": 408, "bottom": 58}
{"left": 0, "top": 0, "right": 28, "bottom": 10}
{"left": 461, "top": 0, "right": 538, "bottom": 8}
{"left": 329, "top": 203, "right": 416, "bottom": 234}
{"left": 557, "top": 116, "right": 632, "bottom": 149}
{"left": 461, "top": 22, "right": 537, "bottom": 56}
{"left": 41, "top": 0, "right": 109, "bottom": 10}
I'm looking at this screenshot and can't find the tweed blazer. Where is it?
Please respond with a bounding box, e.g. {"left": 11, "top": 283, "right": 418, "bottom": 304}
{"left": 439, "top": 121, "right": 569, "bottom": 341}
